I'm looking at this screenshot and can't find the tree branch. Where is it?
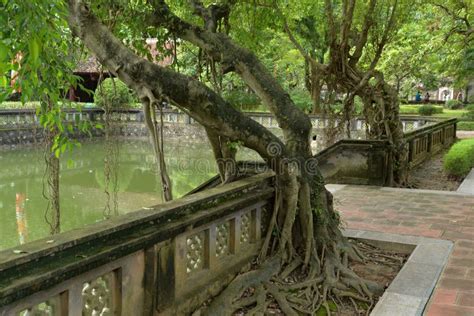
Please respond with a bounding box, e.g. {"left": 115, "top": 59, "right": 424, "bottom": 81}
{"left": 147, "top": 0, "right": 312, "bottom": 152}
{"left": 324, "top": 0, "right": 338, "bottom": 47}
{"left": 340, "top": 0, "right": 356, "bottom": 57}
{"left": 349, "top": 0, "right": 377, "bottom": 66}
{"left": 68, "top": 0, "right": 286, "bottom": 162}
{"left": 369, "top": 0, "right": 398, "bottom": 71}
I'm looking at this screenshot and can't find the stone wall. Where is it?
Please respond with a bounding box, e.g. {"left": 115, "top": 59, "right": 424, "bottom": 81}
{"left": 0, "top": 108, "right": 436, "bottom": 148}
{"left": 0, "top": 122, "right": 208, "bottom": 149}
{"left": 0, "top": 172, "right": 275, "bottom": 315}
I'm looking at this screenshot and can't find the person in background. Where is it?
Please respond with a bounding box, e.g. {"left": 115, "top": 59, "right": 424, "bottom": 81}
{"left": 424, "top": 92, "right": 430, "bottom": 103}
{"left": 415, "top": 91, "right": 421, "bottom": 102}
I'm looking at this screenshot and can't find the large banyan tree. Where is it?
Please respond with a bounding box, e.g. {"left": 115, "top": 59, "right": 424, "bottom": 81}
{"left": 68, "top": 0, "right": 389, "bottom": 314}
{"left": 273, "top": 0, "right": 411, "bottom": 185}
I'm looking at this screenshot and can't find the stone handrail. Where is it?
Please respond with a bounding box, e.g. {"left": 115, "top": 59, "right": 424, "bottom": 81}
{"left": 0, "top": 108, "right": 437, "bottom": 132}
{"left": 0, "top": 172, "right": 274, "bottom": 315}
{"left": 404, "top": 118, "right": 457, "bottom": 167}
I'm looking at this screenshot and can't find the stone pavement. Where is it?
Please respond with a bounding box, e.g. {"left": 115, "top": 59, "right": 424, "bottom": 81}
{"left": 457, "top": 131, "right": 474, "bottom": 139}
{"left": 328, "top": 185, "right": 474, "bottom": 316}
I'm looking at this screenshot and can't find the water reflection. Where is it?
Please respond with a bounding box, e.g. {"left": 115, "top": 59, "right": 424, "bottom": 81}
{"left": 15, "top": 193, "right": 28, "bottom": 245}
{"left": 0, "top": 138, "right": 247, "bottom": 250}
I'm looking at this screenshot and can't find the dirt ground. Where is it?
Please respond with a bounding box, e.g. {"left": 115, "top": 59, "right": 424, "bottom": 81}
{"left": 408, "top": 150, "right": 463, "bottom": 191}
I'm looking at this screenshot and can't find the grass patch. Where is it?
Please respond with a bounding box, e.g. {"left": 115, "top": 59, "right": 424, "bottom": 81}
{"left": 399, "top": 104, "right": 468, "bottom": 118}
{"left": 444, "top": 138, "right": 474, "bottom": 177}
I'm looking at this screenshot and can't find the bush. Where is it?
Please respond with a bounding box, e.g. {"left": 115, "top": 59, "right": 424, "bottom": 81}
{"left": 444, "top": 138, "right": 474, "bottom": 177}
{"left": 462, "top": 104, "right": 474, "bottom": 121}
{"left": 445, "top": 99, "right": 464, "bottom": 109}
{"left": 399, "top": 105, "right": 419, "bottom": 114}
{"left": 418, "top": 104, "right": 443, "bottom": 116}
{"left": 224, "top": 90, "right": 260, "bottom": 111}
{"left": 289, "top": 89, "right": 312, "bottom": 112}
{"left": 457, "top": 121, "right": 474, "bottom": 131}
{"left": 94, "top": 78, "right": 136, "bottom": 109}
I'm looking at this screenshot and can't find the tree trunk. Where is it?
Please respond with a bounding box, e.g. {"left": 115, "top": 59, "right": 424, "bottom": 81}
{"left": 361, "top": 74, "right": 408, "bottom": 185}
{"left": 205, "top": 127, "right": 237, "bottom": 184}
{"left": 68, "top": 1, "right": 383, "bottom": 313}
{"left": 43, "top": 112, "right": 60, "bottom": 235}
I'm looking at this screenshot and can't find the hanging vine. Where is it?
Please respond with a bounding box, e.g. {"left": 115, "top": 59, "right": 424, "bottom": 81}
{"left": 97, "top": 73, "right": 121, "bottom": 218}
{"left": 41, "top": 100, "right": 61, "bottom": 235}
{"left": 42, "top": 127, "right": 60, "bottom": 235}
{"left": 140, "top": 86, "right": 173, "bottom": 202}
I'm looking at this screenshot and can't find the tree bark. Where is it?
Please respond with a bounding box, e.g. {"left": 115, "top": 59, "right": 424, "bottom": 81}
{"left": 68, "top": 1, "right": 382, "bottom": 313}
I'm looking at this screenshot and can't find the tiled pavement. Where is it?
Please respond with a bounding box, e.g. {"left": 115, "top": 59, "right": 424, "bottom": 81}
{"left": 330, "top": 185, "right": 474, "bottom": 316}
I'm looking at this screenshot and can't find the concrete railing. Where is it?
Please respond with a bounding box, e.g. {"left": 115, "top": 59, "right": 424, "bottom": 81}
{"left": 312, "top": 118, "right": 457, "bottom": 185}
{"left": 0, "top": 108, "right": 434, "bottom": 131}
{"left": 404, "top": 118, "right": 457, "bottom": 167}
{"left": 0, "top": 172, "right": 274, "bottom": 315}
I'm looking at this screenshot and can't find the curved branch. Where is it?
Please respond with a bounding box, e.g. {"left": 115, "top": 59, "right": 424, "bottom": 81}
{"left": 148, "top": 0, "right": 312, "bottom": 150}
{"left": 349, "top": 0, "right": 377, "bottom": 66}
{"left": 67, "top": 0, "right": 286, "bottom": 163}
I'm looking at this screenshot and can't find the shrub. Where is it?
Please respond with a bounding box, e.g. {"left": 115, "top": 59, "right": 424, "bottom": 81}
{"left": 418, "top": 104, "right": 443, "bottom": 116}
{"left": 399, "top": 105, "right": 419, "bottom": 114}
{"left": 445, "top": 99, "right": 464, "bottom": 109}
{"left": 462, "top": 104, "right": 474, "bottom": 121}
{"left": 224, "top": 90, "right": 260, "bottom": 111}
{"left": 443, "top": 138, "right": 474, "bottom": 177}
{"left": 289, "top": 89, "right": 312, "bottom": 112}
{"left": 94, "top": 78, "right": 136, "bottom": 109}
{"left": 457, "top": 121, "right": 474, "bottom": 131}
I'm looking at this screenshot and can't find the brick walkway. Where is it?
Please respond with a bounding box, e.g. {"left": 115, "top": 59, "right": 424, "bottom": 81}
{"left": 330, "top": 185, "right": 474, "bottom": 316}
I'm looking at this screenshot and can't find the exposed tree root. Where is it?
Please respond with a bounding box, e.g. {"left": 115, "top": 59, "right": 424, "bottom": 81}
{"left": 199, "top": 237, "right": 390, "bottom": 315}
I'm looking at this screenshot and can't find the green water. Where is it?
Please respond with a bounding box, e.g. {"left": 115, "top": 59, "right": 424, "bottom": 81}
{"left": 0, "top": 139, "right": 252, "bottom": 251}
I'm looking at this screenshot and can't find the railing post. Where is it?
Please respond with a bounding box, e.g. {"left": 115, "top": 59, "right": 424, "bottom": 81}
{"left": 408, "top": 139, "right": 414, "bottom": 163}
{"left": 427, "top": 132, "right": 433, "bottom": 153}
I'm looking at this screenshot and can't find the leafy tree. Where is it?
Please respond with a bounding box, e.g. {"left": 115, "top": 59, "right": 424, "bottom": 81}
{"left": 1, "top": 0, "right": 85, "bottom": 234}
{"left": 67, "top": 0, "right": 386, "bottom": 313}
{"left": 272, "top": 0, "right": 411, "bottom": 184}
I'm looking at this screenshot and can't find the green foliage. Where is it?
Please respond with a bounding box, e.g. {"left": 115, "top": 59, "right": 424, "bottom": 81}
{"left": 95, "top": 78, "right": 136, "bottom": 109}
{"left": 462, "top": 104, "right": 474, "bottom": 121}
{"left": 443, "top": 139, "right": 474, "bottom": 177}
{"left": 399, "top": 105, "right": 419, "bottom": 114}
{"left": 289, "top": 89, "right": 312, "bottom": 112}
{"left": 445, "top": 99, "right": 464, "bottom": 110}
{"left": 224, "top": 90, "right": 259, "bottom": 111}
{"left": 418, "top": 105, "right": 443, "bottom": 116}
{"left": 457, "top": 121, "right": 474, "bottom": 131}
{"left": 1, "top": 0, "right": 84, "bottom": 156}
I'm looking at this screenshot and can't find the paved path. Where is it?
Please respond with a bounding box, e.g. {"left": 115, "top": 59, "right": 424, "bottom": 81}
{"left": 457, "top": 131, "right": 474, "bottom": 139}
{"left": 328, "top": 185, "right": 474, "bottom": 316}
{"left": 458, "top": 169, "right": 474, "bottom": 195}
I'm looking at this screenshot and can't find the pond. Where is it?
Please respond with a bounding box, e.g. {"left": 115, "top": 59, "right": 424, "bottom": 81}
{"left": 0, "top": 138, "right": 256, "bottom": 251}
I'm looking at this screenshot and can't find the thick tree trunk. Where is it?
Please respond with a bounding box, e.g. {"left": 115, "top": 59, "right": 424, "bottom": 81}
{"left": 361, "top": 75, "right": 408, "bottom": 185}
{"left": 68, "top": 1, "right": 381, "bottom": 314}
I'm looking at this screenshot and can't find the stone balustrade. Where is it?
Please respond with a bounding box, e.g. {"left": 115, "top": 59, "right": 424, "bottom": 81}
{"left": 0, "top": 172, "right": 274, "bottom": 315}
{"left": 405, "top": 118, "right": 457, "bottom": 167}
{"left": 0, "top": 108, "right": 433, "bottom": 131}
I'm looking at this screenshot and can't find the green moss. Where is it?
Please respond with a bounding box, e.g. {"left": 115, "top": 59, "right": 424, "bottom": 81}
{"left": 443, "top": 138, "right": 474, "bottom": 177}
